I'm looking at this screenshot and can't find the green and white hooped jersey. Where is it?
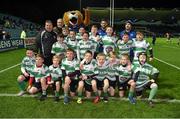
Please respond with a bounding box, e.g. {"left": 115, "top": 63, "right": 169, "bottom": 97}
{"left": 116, "top": 64, "right": 134, "bottom": 83}
{"left": 95, "top": 61, "right": 108, "bottom": 81}
{"left": 51, "top": 42, "right": 68, "bottom": 55}
{"left": 61, "top": 58, "right": 80, "bottom": 79}
{"left": 80, "top": 59, "right": 97, "bottom": 85}
{"left": 89, "top": 33, "right": 101, "bottom": 52}
{"left": 77, "top": 40, "right": 95, "bottom": 60}
{"left": 49, "top": 65, "right": 62, "bottom": 81}
{"left": 132, "top": 39, "right": 151, "bottom": 63}
{"left": 66, "top": 37, "right": 78, "bottom": 51}
{"left": 117, "top": 40, "right": 133, "bottom": 58}
{"left": 29, "top": 64, "right": 50, "bottom": 83}
{"left": 21, "top": 56, "right": 36, "bottom": 74}
{"left": 106, "top": 59, "right": 119, "bottom": 81}
{"left": 133, "top": 62, "right": 159, "bottom": 89}
{"left": 76, "top": 33, "right": 83, "bottom": 41}
{"left": 102, "top": 35, "right": 116, "bottom": 55}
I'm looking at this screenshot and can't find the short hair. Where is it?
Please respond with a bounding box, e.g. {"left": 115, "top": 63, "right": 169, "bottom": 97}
{"left": 136, "top": 31, "right": 144, "bottom": 36}
{"left": 109, "top": 51, "right": 117, "bottom": 58}
{"left": 91, "top": 25, "right": 98, "bottom": 29}
{"left": 82, "top": 32, "right": 89, "bottom": 37}
{"left": 121, "top": 54, "right": 129, "bottom": 60}
{"left": 45, "top": 20, "right": 53, "bottom": 24}
{"left": 96, "top": 53, "right": 106, "bottom": 59}
{"left": 53, "top": 55, "right": 61, "bottom": 60}
{"left": 36, "top": 54, "right": 44, "bottom": 59}
{"left": 57, "top": 33, "right": 64, "bottom": 38}
{"left": 85, "top": 50, "right": 92, "bottom": 56}
{"left": 123, "top": 32, "right": 129, "bottom": 36}
{"left": 26, "top": 47, "right": 34, "bottom": 51}
{"left": 66, "top": 48, "right": 74, "bottom": 53}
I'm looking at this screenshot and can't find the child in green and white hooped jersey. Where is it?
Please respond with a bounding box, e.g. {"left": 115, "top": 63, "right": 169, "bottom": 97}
{"left": 66, "top": 30, "right": 78, "bottom": 52}
{"left": 106, "top": 51, "right": 119, "bottom": 97}
{"left": 134, "top": 52, "right": 159, "bottom": 107}
{"left": 76, "top": 27, "right": 86, "bottom": 41}
{"left": 27, "top": 54, "right": 51, "bottom": 101}
{"left": 17, "top": 49, "right": 35, "bottom": 96}
{"left": 48, "top": 55, "right": 62, "bottom": 102}
{"left": 89, "top": 25, "right": 102, "bottom": 58}
{"left": 132, "top": 32, "right": 153, "bottom": 63}
{"left": 61, "top": 48, "right": 82, "bottom": 104}
{"left": 79, "top": 50, "right": 100, "bottom": 103}
{"left": 101, "top": 26, "right": 116, "bottom": 56}
{"left": 95, "top": 53, "right": 109, "bottom": 103}
{"left": 117, "top": 33, "right": 133, "bottom": 59}
{"left": 51, "top": 34, "right": 68, "bottom": 59}
{"left": 116, "top": 54, "right": 136, "bottom": 104}
{"left": 77, "top": 32, "right": 95, "bottom": 61}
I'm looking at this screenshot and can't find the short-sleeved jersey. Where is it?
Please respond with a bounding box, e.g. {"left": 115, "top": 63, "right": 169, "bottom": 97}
{"left": 61, "top": 58, "right": 80, "bottom": 79}
{"left": 66, "top": 37, "right": 78, "bottom": 51}
{"left": 89, "top": 33, "right": 101, "bottom": 52}
{"left": 29, "top": 64, "right": 50, "bottom": 82}
{"left": 95, "top": 61, "right": 108, "bottom": 81}
{"left": 117, "top": 40, "right": 133, "bottom": 58}
{"left": 116, "top": 64, "right": 134, "bottom": 83}
{"left": 21, "top": 56, "right": 36, "bottom": 74}
{"left": 49, "top": 65, "right": 62, "bottom": 81}
{"left": 132, "top": 39, "right": 152, "bottom": 63}
{"left": 80, "top": 59, "right": 97, "bottom": 85}
{"left": 102, "top": 35, "right": 116, "bottom": 55}
{"left": 51, "top": 42, "right": 68, "bottom": 55}
{"left": 76, "top": 33, "right": 83, "bottom": 41}
{"left": 77, "top": 40, "right": 95, "bottom": 60}
{"left": 106, "top": 59, "right": 119, "bottom": 81}
{"left": 133, "top": 62, "right": 159, "bottom": 89}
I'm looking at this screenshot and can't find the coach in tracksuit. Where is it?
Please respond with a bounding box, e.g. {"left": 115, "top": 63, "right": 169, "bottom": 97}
{"left": 35, "top": 20, "right": 57, "bottom": 66}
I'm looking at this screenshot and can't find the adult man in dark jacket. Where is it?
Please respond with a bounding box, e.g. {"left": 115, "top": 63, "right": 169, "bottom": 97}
{"left": 35, "top": 20, "right": 57, "bottom": 66}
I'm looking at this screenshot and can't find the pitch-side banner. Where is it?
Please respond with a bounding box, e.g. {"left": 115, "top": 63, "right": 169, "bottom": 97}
{"left": 0, "top": 38, "right": 24, "bottom": 52}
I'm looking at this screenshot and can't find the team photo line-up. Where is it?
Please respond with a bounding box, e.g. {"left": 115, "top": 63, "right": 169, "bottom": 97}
{"left": 17, "top": 19, "right": 159, "bottom": 107}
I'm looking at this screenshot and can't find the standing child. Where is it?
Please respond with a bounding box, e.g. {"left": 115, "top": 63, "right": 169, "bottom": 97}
{"left": 117, "top": 33, "right": 133, "bottom": 59}
{"left": 77, "top": 32, "right": 95, "bottom": 61}
{"left": 101, "top": 26, "right": 116, "bottom": 56}
{"left": 51, "top": 34, "right": 68, "bottom": 59}
{"left": 80, "top": 50, "right": 100, "bottom": 103}
{"left": 95, "top": 53, "right": 109, "bottom": 102}
{"left": 17, "top": 49, "right": 35, "bottom": 96}
{"left": 27, "top": 54, "right": 51, "bottom": 101}
{"left": 132, "top": 31, "right": 153, "bottom": 63}
{"left": 48, "top": 55, "right": 62, "bottom": 102}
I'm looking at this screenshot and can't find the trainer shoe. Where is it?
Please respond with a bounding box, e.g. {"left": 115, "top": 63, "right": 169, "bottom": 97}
{"left": 77, "top": 98, "right": 82, "bottom": 104}
{"left": 128, "top": 96, "right": 136, "bottom": 104}
{"left": 39, "top": 94, "right": 47, "bottom": 101}
{"left": 17, "top": 91, "right": 26, "bottom": 96}
{"left": 103, "top": 96, "right": 108, "bottom": 103}
{"left": 54, "top": 96, "right": 60, "bottom": 103}
{"left": 148, "top": 100, "right": 154, "bottom": 108}
{"left": 93, "top": 96, "right": 100, "bottom": 103}
{"left": 64, "top": 96, "right": 69, "bottom": 104}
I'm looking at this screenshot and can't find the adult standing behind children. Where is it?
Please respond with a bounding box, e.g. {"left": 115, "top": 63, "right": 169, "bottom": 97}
{"left": 34, "top": 20, "right": 57, "bottom": 66}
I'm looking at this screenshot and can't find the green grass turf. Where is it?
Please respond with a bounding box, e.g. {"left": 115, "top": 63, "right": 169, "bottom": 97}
{"left": 0, "top": 97, "right": 180, "bottom": 118}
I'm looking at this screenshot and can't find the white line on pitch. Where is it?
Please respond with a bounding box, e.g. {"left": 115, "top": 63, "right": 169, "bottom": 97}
{"left": 0, "top": 63, "right": 21, "bottom": 74}
{"left": 0, "top": 93, "right": 180, "bottom": 103}
{"left": 154, "top": 57, "right": 180, "bottom": 71}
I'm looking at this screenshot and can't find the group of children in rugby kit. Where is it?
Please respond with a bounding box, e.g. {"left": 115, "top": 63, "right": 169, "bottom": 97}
{"left": 17, "top": 24, "right": 159, "bottom": 107}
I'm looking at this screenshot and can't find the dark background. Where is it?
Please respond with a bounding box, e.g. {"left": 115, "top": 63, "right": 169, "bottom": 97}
{"left": 0, "top": 0, "right": 179, "bottom": 24}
